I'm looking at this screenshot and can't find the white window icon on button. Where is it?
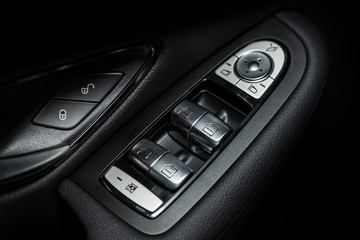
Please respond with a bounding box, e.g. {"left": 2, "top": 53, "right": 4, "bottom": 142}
{"left": 248, "top": 85, "right": 258, "bottom": 94}
{"left": 161, "top": 165, "right": 177, "bottom": 178}
{"left": 202, "top": 123, "right": 218, "bottom": 136}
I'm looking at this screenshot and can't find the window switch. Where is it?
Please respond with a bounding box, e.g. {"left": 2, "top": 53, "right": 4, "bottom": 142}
{"left": 149, "top": 152, "right": 193, "bottom": 191}
{"left": 189, "top": 112, "right": 232, "bottom": 153}
{"left": 170, "top": 100, "right": 232, "bottom": 154}
{"left": 170, "top": 99, "right": 208, "bottom": 138}
{"left": 128, "top": 139, "right": 168, "bottom": 174}
{"left": 129, "top": 139, "right": 192, "bottom": 191}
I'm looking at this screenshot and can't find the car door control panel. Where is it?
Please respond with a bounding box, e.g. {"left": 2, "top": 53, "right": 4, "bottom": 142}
{"left": 100, "top": 39, "right": 287, "bottom": 218}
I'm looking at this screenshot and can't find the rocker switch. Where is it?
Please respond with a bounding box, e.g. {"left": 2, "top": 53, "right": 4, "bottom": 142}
{"left": 129, "top": 139, "right": 192, "bottom": 191}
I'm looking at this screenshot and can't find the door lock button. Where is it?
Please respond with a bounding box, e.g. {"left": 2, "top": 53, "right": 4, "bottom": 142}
{"left": 33, "top": 100, "right": 97, "bottom": 129}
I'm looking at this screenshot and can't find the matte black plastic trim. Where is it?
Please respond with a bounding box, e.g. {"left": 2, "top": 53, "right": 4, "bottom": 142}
{"left": 0, "top": 145, "right": 70, "bottom": 188}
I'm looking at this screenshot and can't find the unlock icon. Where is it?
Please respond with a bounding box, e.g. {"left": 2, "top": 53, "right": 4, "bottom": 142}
{"left": 81, "top": 83, "right": 95, "bottom": 95}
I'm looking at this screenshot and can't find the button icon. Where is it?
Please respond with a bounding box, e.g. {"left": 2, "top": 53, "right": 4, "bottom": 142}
{"left": 161, "top": 165, "right": 178, "bottom": 178}
{"left": 136, "top": 147, "right": 153, "bottom": 160}
{"left": 202, "top": 123, "right": 218, "bottom": 136}
{"left": 221, "top": 69, "right": 231, "bottom": 76}
{"left": 248, "top": 85, "right": 258, "bottom": 94}
{"left": 178, "top": 107, "right": 194, "bottom": 119}
{"left": 58, "top": 109, "right": 67, "bottom": 121}
{"left": 125, "top": 182, "right": 138, "bottom": 193}
{"left": 81, "top": 83, "right": 95, "bottom": 95}
{"left": 266, "top": 43, "right": 278, "bottom": 52}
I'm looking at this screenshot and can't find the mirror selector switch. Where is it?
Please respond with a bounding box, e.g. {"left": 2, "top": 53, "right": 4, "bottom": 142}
{"left": 216, "top": 40, "right": 286, "bottom": 99}
{"left": 170, "top": 100, "right": 232, "bottom": 153}
{"left": 129, "top": 139, "right": 193, "bottom": 191}
{"left": 236, "top": 51, "right": 272, "bottom": 81}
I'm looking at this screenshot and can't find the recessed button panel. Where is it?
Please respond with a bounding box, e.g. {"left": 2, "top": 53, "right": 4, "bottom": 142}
{"left": 53, "top": 73, "right": 123, "bottom": 102}
{"left": 104, "top": 166, "right": 163, "bottom": 212}
{"left": 216, "top": 40, "right": 286, "bottom": 99}
{"left": 33, "top": 100, "right": 97, "bottom": 129}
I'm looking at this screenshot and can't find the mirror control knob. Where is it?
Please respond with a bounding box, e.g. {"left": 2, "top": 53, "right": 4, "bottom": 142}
{"left": 235, "top": 51, "right": 272, "bottom": 82}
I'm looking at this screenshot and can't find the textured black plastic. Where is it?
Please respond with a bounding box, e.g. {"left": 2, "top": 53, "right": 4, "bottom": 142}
{"left": 0, "top": 146, "right": 70, "bottom": 188}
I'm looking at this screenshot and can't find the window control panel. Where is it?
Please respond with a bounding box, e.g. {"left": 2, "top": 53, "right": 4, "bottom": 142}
{"left": 101, "top": 95, "right": 240, "bottom": 217}
{"left": 100, "top": 39, "right": 287, "bottom": 218}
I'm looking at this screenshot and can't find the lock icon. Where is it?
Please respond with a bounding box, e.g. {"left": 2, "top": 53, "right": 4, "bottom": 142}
{"left": 59, "top": 109, "right": 67, "bottom": 121}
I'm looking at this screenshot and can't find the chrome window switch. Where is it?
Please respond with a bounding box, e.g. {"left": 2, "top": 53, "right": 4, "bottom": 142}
{"left": 129, "top": 139, "right": 192, "bottom": 191}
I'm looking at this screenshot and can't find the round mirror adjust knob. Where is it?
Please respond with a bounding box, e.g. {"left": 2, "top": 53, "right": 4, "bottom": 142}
{"left": 235, "top": 51, "right": 272, "bottom": 82}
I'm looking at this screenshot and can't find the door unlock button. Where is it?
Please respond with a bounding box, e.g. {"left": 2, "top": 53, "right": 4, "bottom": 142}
{"left": 53, "top": 73, "right": 123, "bottom": 102}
